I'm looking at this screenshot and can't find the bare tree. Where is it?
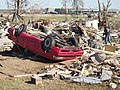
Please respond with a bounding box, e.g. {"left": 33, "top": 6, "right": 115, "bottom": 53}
{"left": 16, "top": 0, "right": 28, "bottom": 14}
{"left": 61, "top": 0, "right": 71, "bottom": 20}
{"left": 7, "top": 0, "right": 28, "bottom": 22}
{"left": 72, "top": 0, "right": 84, "bottom": 15}
{"left": 98, "top": 0, "right": 101, "bottom": 28}
{"left": 98, "top": 0, "right": 111, "bottom": 29}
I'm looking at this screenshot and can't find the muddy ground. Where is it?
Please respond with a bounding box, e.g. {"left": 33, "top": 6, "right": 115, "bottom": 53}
{"left": 0, "top": 37, "right": 120, "bottom": 90}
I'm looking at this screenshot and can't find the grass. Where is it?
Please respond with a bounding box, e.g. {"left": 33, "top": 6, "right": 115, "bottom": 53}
{"left": 1, "top": 78, "right": 119, "bottom": 90}
{"left": 22, "top": 14, "right": 84, "bottom": 23}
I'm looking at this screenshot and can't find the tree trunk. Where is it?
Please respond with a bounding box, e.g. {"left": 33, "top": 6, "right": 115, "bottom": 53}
{"left": 98, "top": 0, "right": 101, "bottom": 29}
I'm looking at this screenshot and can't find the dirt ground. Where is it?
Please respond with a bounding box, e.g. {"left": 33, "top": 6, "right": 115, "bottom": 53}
{"left": 0, "top": 38, "right": 120, "bottom": 90}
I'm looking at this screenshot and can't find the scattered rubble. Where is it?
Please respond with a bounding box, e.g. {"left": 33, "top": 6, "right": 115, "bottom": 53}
{"left": 13, "top": 51, "right": 120, "bottom": 88}
{"left": 0, "top": 17, "right": 120, "bottom": 89}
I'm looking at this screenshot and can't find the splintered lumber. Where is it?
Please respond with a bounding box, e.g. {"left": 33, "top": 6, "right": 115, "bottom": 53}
{"left": 104, "top": 45, "right": 116, "bottom": 52}
{"left": 59, "top": 59, "right": 79, "bottom": 65}
{"left": 14, "top": 74, "right": 36, "bottom": 78}
{"left": 90, "top": 48, "right": 120, "bottom": 56}
{"left": 14, "top": 73, "right": 54, "bottom": 78}
{"left": 66, "top": 66, "right": 81, "bottom": 73}
{"left": 14, "top": 73, "right": 46, "bottom": 78}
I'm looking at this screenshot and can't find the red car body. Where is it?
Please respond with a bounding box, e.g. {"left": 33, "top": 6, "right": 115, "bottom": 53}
{"left": 8, "top": 28, "right": 83, "bottom": 60}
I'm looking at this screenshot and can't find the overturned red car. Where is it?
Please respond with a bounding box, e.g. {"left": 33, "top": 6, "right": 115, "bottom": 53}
{"left": 8, "top": 24, "right": 83, "bottom": 60}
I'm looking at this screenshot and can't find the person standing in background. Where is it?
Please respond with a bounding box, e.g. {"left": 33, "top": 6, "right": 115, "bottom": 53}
{"left": 103, "top": 26, "right": 112, "bottom": 45}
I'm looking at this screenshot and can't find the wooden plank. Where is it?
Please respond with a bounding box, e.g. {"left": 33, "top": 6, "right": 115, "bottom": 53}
{"left": 14, "top": 73, "right": 54, "bottom": 78}
{"left": 89, "top": 48, "right": 120, "bottom": 56}
{"left": 14, "top": 74, "right": 36, "bottom": 78}
{"left": 59, "top": 59, "right": 79, "bottom": 65}
{"left": 104, "top": 45, "right": 116, "bottom": 52}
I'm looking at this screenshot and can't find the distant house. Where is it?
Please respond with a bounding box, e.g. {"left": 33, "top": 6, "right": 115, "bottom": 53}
{"left": 44, "top": 8, "right": 120, "bottom": 15}
{"left": 55, "top": 8, "right": 66, "bottom": 14}
{"left": 108, "top": 9, "right": 119, "bottom": 13}
{"left": 45, "top": 8, "right": 57, "bottom": 14}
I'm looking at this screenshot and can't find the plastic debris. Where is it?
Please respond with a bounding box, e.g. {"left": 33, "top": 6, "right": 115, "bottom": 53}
{"left": 72, "top": 76, "right": 102, "bottom": 84}
{"left": 109, "top": 82, "right": 117, "bottom": 89}
{"left": 100, "top": 70, "right": 113, "bottom": 81}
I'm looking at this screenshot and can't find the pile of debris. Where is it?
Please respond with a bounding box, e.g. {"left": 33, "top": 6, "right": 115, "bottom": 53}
{"left": 29, "top": 18, "right": 120, "bottom": 49}
{"left": 13, "top": 47, "right": 120, "bottom": 89}
{"left": 0, "top": 18, "right": 120, "bottom": 89}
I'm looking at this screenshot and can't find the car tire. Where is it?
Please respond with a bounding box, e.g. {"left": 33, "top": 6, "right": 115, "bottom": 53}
{"left": 15, "top": 24, "right": 27, "bottom": 37}
{"left": 42, "top": 35, "right": 55, "bottom": 51}
{"left": 69, "top": 37, "right": 78, "bottom": 46}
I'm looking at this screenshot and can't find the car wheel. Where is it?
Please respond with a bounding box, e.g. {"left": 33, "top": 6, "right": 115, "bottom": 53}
{"left": 69, "top": 37, "right": 78, "bottom": 46}
{"left": 42, "top": 35, "right": 55, "bottom": 51}
{"left": 15, "top": 24, "right": 27, "bottom": 37}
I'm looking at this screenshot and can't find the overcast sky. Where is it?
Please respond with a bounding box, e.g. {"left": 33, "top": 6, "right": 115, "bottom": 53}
{"left": 0, "top": 0, "right": 120, "bottom": 9}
